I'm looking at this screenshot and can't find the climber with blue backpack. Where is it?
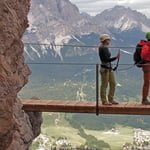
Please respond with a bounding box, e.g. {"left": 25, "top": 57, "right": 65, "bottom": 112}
{"left": 134, "top": 32, "right": 150, "bottom": 105}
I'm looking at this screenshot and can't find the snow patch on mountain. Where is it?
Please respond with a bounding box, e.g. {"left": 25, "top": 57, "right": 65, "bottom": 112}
{"left": 120, "top": 49, "right": 133, "bottom": 55}
{"left": 27, "top": 13, "right": 37, "bottom": 33}
{"left": 31, "top": 46, "right": 41, "bottom": 58}
{"left": 39, "top": 4, "right": 43, "bottom": 9}
{"left": 55, "top": 34, "right": 71, "bottom": 44}
{"left": 52, "top": 34, "right": 73, "bottom": 60}
{"left": 141, "top": 24, "right": 150, "bottom": 32}
{"left": 39, "top": 39, "right": 50, "bottom": 55}
{"left": 72, "top": 35, "right": 81, "bottom": 43}
{"left": 24, "top": 47, "right": 34, "bottom": 60}
{"left": 114, "top": 15, "right": 138, "bottom": 31}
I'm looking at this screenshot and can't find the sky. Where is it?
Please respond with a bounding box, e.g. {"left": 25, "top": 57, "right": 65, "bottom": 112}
{"left": 70, "top": 0, "right": 150, "bottom": 18}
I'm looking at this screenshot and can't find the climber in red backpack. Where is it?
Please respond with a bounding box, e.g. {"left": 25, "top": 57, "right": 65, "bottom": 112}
{"left": 135, "top": 32, "right": 150, "bottom": 104}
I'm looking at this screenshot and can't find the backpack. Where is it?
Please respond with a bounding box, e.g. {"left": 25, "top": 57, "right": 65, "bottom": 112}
{"left": 141, "top": 44, "right": 150, "bottom": 61}
{"left": 133, "top": 40, "right": 150, "bottom": 67}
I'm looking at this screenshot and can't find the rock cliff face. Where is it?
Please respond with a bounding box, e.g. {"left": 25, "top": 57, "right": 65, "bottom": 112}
{"left": 0, "top": 0, "right": 42, "bottom": 150}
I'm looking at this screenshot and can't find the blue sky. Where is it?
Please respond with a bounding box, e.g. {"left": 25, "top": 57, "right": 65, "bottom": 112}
{"left": 70, "top": 0, "right": 150, "bottom": 18}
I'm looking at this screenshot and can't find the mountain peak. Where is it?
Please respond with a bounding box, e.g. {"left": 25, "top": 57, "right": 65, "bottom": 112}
{"left": 93, "top": 5, "right": 150, "bottom": 32}
{"left": 113, "top": 5, "right": 129, "bottom": 9}
{"left": 28, "top": 0, "right": 83, "bottom": 25}
{"left": 24, "top": 1, "right": 150, "bottom": 60}
{"left": 106, "top": 5, "right": 127, "bottom": 11}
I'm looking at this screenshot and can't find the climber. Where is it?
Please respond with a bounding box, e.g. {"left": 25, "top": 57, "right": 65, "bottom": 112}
{"left": 134, "top": 32, "right": 150, "bottom": 105}
{"left": 99, "top": 34, "right": 120, "bottom": 105}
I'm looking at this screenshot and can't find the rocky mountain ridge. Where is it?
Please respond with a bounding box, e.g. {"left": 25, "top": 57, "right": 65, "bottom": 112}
{"left": 93, "top": 6, "right": 150, "bottom": 32}
{"left": 23, "top": 0, "right": 150, "bottom": 61}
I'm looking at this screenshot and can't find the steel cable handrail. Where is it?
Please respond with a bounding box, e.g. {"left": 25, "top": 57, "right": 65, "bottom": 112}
{"left": 26, "top": 62, "right": 150, "bottom": 66}
{"left": 23, "top": 42, "right": 140, "bottom": 49}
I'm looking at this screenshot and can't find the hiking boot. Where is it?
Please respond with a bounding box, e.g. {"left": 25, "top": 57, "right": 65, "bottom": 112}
{"left": 142, "top": 99, "right": 150, "bottom": 105}
{"left": 109, "top": 100, "right": 119, "bottom": 105}
{"left": 102, "top": 101, "right": 112, "bottom": 105}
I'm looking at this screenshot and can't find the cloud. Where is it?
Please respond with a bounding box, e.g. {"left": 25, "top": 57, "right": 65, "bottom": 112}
{"left": 70, "top": 0, "right": 150, "bottom": 18}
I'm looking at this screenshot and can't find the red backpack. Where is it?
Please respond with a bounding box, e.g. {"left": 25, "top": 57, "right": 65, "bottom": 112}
{"left": 141, "top": 44, "right": 150, "bottom": 61}
{"left": 138, "top": 40, "right": 150, "bottom": 62}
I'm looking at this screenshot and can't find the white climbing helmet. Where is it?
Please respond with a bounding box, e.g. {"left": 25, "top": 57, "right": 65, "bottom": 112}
{"left": 100, "top": 34, "right": 111, "bottom": 42}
